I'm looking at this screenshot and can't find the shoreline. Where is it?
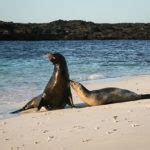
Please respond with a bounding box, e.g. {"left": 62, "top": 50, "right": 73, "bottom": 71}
{"left": 83, "top": 73, "right": 150, "bottom": 84}
{"left": 0, "top": 75, "right": 150, "bottom": 149}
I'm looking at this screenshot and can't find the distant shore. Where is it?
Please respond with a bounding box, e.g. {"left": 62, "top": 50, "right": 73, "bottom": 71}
{"left": 0, "top": 20, "right": 150, "bottom": 40}
{"left": 0, "top": 75, "right": 150, "bottom": 150}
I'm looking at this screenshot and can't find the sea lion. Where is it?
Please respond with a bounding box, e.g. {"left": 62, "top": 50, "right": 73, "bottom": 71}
{"left": 11, "top": 52, "right": 74, "bottom": 113}
{"left": 70, "top": 80, "right": 150, "bottom": 106}
{"left": 38, "top": 52, "right": 74, "bottom": 110}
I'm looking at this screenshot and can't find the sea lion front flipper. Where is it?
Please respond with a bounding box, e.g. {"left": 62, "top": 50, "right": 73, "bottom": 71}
{"left": 68, "top": 96, "right": 76, "bottom": 108}
{"left": 66, "top": 85, "right": 75, "bottom": 107}
{"left": 10, "top": 108, "right": 24, "bottom": 114}
{"left": 37, "top": 93, "right": 47, "bottom": 110}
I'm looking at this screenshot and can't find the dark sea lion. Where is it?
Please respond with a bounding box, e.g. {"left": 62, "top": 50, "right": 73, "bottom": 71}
{"left": 70, "top": 80, "right": 150, "bottom": 106}
{"left": 11, "top": 52, "right": 74, "bottom": 113}
{"left": 38, "top": 52, "right": 74, "bottom": 110}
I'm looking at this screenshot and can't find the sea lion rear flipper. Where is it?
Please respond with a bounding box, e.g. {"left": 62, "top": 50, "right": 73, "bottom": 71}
{"left": 10, "top": 108, "right": 24, "bottom": 114}
{"left": 141, "top": 94, "right": 150, "bottom": 99}
{"left": 10, "top": 94, "right": 43, "bottom": 114}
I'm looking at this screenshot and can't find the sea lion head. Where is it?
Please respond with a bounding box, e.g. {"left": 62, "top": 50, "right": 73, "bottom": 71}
{"left": 70, "top": 80, "right": 89, "bottom": 100}
{"left": 48, "top": 52, "right": 66, "bottom": 65}
{"left": 70, "top": 80, "right": 84, "bottom": 93}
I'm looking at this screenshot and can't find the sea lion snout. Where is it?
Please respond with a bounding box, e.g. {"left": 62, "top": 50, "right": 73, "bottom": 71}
{"left": 48, "top": 52, "right": 55, "bottom": 61}
{"left": 70, "top": 80, "right": 82, "bottom": 92}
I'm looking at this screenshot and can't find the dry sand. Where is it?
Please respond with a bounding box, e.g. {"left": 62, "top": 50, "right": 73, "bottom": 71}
{"left": 0, "top": 75, "right": 150, "bottom": 150}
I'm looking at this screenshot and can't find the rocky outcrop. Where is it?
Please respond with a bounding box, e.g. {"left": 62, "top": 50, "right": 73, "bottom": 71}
{"left": 0, "top": 20, "right": 150, "bottom": 40}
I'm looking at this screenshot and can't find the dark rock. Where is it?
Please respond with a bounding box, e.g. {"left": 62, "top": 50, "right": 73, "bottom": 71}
{"left": 0, "top": 20, "right": 150, "bottom": 40}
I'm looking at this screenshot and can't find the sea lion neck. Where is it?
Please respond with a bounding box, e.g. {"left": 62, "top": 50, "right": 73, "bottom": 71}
{"left": 55, "top": 64, "right": 61, "bottom": 70}
{"left": 54, "top": 63, "right": 68, "bottom": 72}
{"left": 81, "top": 84, "right": 90, "bottom": 94}
{"left": 53, "top": 63, "right": 69, "bottom": 80}
{"left": 77, "top": 84, "right": 90, "bottom": 99}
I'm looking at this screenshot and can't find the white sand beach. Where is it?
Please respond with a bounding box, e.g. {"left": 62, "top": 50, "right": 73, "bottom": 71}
{"left": 0, "top": 75, "right": 150, "bottom": 150}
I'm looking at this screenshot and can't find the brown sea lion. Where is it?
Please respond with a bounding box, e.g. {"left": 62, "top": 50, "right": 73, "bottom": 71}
{"left": 70, "top": 80, "right": 150, "bottom": 106}
{"left": 11, "top": 52, "right": 74, "bottom": 113}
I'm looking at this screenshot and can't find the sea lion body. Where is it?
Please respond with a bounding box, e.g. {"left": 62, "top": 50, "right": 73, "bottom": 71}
{"left": 11, "top": 52, "right": 74, "bottom": 113}
{"left": 70, "top": 80, "right": 150, "bottom": 106}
